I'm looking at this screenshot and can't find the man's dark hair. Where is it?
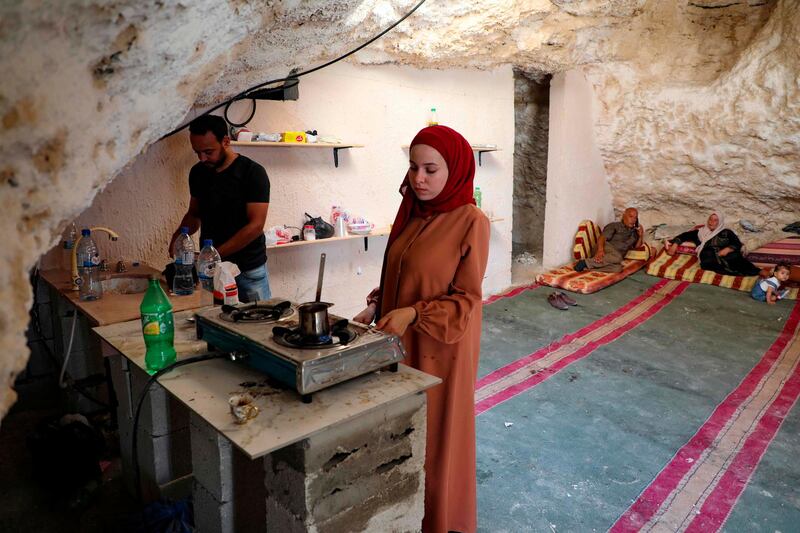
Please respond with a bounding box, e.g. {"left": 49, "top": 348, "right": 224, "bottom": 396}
{"left": 189, "top": 115, "right": 229, "bottom": 141}
{"left": 775, "top": 262, "right": 791, "bottom": 273}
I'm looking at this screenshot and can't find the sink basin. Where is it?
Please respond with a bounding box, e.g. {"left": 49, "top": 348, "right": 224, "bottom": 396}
{"left": 100, "top": 276, "right": 150, "bottom": 295}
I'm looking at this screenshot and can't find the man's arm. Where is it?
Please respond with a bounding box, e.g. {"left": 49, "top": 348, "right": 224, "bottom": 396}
{"left": 635, "top": 225, "right": 644, "bottom": 248}
{"left": 169, "top": 197, "right": 201, "bottom": 257}
{"left": 216, "top": 202, "right": 269, "bottom": 259}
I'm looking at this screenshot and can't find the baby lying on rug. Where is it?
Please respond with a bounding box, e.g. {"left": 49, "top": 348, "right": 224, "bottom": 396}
{"left": 751, "top": 263, "right": 791, "bottom": 305}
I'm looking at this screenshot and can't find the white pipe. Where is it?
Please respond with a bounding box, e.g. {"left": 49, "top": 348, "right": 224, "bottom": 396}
{"left": 58, "top": 305, "right": 79, "bottom": 389}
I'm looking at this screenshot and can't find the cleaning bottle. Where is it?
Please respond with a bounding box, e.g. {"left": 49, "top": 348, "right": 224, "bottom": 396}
{"left": 473, "top": 186, "right": 482, "bottom": 209}
{"left": 427, "top": 107, "right": 438, "bottom": 126}
{"left": 140, "top": 275, "right": 177, "bottom": 374}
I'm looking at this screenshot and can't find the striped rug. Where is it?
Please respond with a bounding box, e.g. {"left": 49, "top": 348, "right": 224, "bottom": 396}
{"left": 475, "top": 279, "right": 689, "bottom": 415}
{"left": 483, "top": 283, "right": 539, "bottom": 305}
{"left": 611, "top": 300, "right": 800, "bottom": 533}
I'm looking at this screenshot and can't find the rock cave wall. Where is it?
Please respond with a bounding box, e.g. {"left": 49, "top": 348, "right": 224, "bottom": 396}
{"left": 2, "top": 0, "right": 797, "bottom": 418}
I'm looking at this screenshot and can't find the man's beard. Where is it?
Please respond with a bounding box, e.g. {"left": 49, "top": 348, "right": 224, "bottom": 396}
{"left": 204, "top": 152, "right": 228, "bottom": 169}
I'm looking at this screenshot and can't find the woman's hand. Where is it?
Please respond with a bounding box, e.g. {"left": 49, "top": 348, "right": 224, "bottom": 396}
{"left": 718, "top": 246, "right": 734, "bottom": 257}
{"left": 375, "top": 307, "right": 417, "bottom": 336}
{"left": 353, "top": 303, "right": 377, "bottom": 325}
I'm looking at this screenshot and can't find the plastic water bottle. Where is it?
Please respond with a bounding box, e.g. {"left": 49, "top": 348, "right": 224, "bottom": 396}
{"left": 62, "top": 222, "right": 78, "bottom": 271}
{"left": 473, "top": 186, "right": 482, "bottom": 209}
{"left": 427, "top": 107, "right": 438, "bottom": 126}
{"left": 76, "top": 228, "right": 99, "bottom": 276}
{"left": 172, "top": 227, "right": 196, "bottom": 295}
{"left": 79, "top": 261, "right": 103, "bottom": 301}
{"left": 140, "top": 276, "right": 177, "bottom": 374}
{"left": 196, "top": 239, "right": 221, "bottom": 305}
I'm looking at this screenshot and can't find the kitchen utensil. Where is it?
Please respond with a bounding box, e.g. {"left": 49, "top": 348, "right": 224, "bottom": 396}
{"left": 315, "top": 253, "right": 325, "bottom": 303}
{"left": 334, "top": 217, "right": 347, "bottom": 237}
{"left": 296, "top": 253, "right": 333, "bottom": 338}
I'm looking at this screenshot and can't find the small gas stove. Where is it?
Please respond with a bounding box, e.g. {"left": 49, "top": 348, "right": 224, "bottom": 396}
{"left": 194, "top": 299, "right": 406, "bottom": 402}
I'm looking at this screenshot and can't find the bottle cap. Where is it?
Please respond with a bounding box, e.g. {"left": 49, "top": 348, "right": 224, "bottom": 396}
{"left": 149, "top": 274, "right": 160, "bottom": 281}
{"left": 202, "top": 239, "right": 213, "bottom": 247}
{"left": 431, "top": 107, "right": 436, "bottom": 111}
{"left": 81, "top": 229, "right": 91, "bottom": 236}
{"left": 475, "top": 186, "right": 481, "bottom": 190}
{"left": 304, "top": 224, "right": 314, "bottom": 229}
{"left": 180, "top": 226, "right": 189, "bottom": 234}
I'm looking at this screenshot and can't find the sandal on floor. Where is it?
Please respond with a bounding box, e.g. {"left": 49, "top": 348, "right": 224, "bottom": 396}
{"left": 557, "top": 291, "right": 577, "bottom": 306}
{"left": 547, "top": 292, "right": 569, "bottom": 310}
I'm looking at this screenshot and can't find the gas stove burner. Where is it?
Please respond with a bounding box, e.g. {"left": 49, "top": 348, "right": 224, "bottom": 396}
{"left": 272, "top": 323, "right": 358, "bottom": 349}
{"left": 220, "top": 301, "right": 294, "bottom": 323}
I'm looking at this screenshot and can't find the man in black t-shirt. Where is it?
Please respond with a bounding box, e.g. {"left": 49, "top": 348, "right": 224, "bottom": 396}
{"left": 170, "top": 115, "right": 271, "bottom": 302}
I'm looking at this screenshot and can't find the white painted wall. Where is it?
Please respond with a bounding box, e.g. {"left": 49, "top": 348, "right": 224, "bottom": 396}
{"left": 44, "top": 62, "right": 514, "bottom": 317}
{"left": 542, "top": 69, "right": 615, "bottom": 269}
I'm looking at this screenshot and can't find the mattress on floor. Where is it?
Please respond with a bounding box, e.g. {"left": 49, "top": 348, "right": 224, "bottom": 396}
{"left": 746, "top": 235, "right": 800, "bottom": 268}
{"left": 536, "top": 220, "right": 654, "bottom": 294}
{"left": 646, "top": 247, "right": 799, "bottom": 300}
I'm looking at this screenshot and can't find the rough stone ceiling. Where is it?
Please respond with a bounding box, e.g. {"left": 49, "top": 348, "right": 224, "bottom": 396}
{"left": 0, "top": 0, "right": 796, "bottom": 417}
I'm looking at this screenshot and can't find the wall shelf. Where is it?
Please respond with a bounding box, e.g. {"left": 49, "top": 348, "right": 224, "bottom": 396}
{"left": 231, "top": 141, "right": 365, "bottom": 168}
{"left": 267, "top": 227, "right": 391, "bottom": 252}
{"left": 401, "top": 144, "right": 500, "bottom": 166}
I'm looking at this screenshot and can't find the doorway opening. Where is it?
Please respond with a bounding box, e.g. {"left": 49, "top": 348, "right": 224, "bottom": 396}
{"left": 512, "top": 71, "right": 551, "bottom": 284}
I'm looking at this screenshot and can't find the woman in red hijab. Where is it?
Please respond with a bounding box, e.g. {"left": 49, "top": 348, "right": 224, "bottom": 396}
{"left": 354, "top": 125, "right": 490, "bottom": 533}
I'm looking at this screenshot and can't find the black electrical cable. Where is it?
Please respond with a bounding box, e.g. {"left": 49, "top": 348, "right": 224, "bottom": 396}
{"left": 131, "top": 352, "right": 227, "bottom": 503}
{"left": 160, "top": 0, "right": 428, "bottom": 139}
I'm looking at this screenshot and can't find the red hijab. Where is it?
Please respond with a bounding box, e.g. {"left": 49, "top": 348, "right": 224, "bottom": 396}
{"left": 386, "top": 125, "right": 476, "bottom": 251}
{"left": 377, "top": 126, "right": 476, "bottom": 315}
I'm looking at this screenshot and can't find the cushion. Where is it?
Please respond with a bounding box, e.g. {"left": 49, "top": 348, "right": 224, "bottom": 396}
{"left": 646, "top": 247, "right": 798, "bottom": 299}
{"left": 573, "top": 220, "right": 602, "bottom": 260}
{"left": 745, "top": 235, "right": 800, "bottom": 268}
{"left": 537, "top": 222, "right": 654, "bottom": 294}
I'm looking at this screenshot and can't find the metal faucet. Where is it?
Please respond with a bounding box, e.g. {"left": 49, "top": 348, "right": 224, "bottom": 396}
{"left": 70, "top": 226, "right": 120, "bottom": 290}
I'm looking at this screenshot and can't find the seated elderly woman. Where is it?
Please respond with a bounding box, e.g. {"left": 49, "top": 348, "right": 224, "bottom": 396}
{"left": 666, "top": 212, "right": 768, "bottom": 277}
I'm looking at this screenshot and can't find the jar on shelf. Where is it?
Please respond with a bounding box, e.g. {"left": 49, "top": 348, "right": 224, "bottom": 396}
{"left": 303, "top": 224, "right": 316, "bottom": 241}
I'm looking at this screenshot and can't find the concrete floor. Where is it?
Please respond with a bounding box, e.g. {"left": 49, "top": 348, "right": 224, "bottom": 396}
{"left": 4, "top": 271, "right": 799, "bottom": 532}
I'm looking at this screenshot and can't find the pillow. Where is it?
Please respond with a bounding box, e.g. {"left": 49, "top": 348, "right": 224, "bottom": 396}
{"left": 624, "top": 243, "right": 654, "bottom": 261}
{"left": 573, "top": 220, "right": 602, "bottom": 260}
{"left": 673, "top": 242, "right": 697, "bottom": 255}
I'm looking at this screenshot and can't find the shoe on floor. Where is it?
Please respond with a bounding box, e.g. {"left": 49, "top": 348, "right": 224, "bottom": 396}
{"left": 574, "top": 259, "right": 587, "bottom": 272}
{"left": 547, "top": 292, "right": 569, "bottom": 310}
{"left": 557, "top": 291, "right": 577, "bottom": 306}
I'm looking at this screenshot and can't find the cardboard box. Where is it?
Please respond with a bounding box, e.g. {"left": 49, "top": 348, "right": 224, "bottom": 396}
{"left": 281, "top": 131, "right": 306, "bottom": 143}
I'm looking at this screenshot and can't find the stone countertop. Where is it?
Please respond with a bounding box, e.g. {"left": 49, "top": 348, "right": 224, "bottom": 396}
{"left": 93, "top": 309, "right": 441, "bottom": 459}
{"left": 40, "top": 266, "right": 206, "bottom": 326}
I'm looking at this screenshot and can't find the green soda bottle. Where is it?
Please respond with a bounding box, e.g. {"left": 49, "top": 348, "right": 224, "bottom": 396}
{"left": 140, "top": 275, "right": 177, "bottom": 374}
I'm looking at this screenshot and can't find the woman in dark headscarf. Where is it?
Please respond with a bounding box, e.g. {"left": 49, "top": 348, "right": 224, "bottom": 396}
{"left": 666, "top": 211, "right": 765, "bottom": 276}
{"left": 354, "top": 125, "right": 490, "bottom": 533}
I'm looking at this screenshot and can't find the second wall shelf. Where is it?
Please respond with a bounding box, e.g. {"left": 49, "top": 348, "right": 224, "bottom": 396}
{"left": 231, "top": 141, "right": 364, "bottom": 168}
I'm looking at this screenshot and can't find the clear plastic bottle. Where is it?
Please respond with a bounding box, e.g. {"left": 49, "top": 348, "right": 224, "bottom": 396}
{"left": 140, "top": 276, "right": 177, "bottom": 374}
{"left": 427, "top": 107, "right": 438, "bottom": 126}
{"left": 63, "top": 222, "right": 78, "bottom": 271}
{"left": 473, "top": 186, "right": 482, "bottom": 209}
{"left": 303, "top": 224, "right": 316, "bottom": 241}
{"left": 76, "top": 228, "right": 99, "bottom": 277}
{"left": 196, "top": 239, "right": 221, "bottom": 305}
{"left": 172, "top": 227, "right": 196, "bottom": 296}
{"left": 79, "top": 261, "right": 103, "bottom": 301}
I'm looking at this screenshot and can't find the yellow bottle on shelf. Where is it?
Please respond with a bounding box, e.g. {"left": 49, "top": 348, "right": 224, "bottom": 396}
{"left": 427, "top": 107, "right": 438, "bottom": 126}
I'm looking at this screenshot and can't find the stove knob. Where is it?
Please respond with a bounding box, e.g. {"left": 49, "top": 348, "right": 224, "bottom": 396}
{"left": 228, "top": 351, "right": 249, "bottom": 362}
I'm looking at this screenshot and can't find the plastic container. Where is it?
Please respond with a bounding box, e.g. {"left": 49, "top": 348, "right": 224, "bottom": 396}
{"left": 473, "top": 186, "right": 482, "bottom": 209}
{"left": 79, "top": 261, "right": 103, "bottom": 301}
{"left": 172, "top": 227, "right": 195, "bottom": 296}
{"left": 140, "top": 276, "right": 177, "bottom": 374}
{"left": 427, "top": 107, "right": 438, "bottom": 127}
{"left": 63, "top": 223, "right": 78, "bottom": 271}
{"left": 303, "top": 224, "right": 316, "bottom": 241}
{"left": 197, "top": 239, "right": 221, "bottom": 305}
{"left": 76, "top": 229, "right": 99, "bottom": 276}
